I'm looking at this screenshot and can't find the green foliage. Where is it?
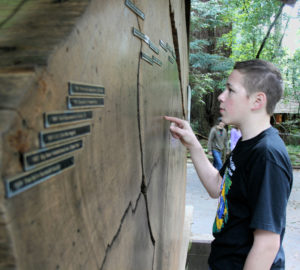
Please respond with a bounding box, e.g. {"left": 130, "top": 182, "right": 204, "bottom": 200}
{"left": 189, "top": 0, "right": 234, "bottom": 109}
{"left": 282, "top": 48, "right": 300, "bottom": 107}
{"left": 190, "top": 51, "right": 233, "bottom": 72}
{"left": 286, "top": 144, "right": 300, "bottom": 167}
{"left": 274, "top": 118, "right": 300, "bottom": 135}
{"left": 190, "top": 0, "right": 300, "bottom": 117}
{"left": 190, "top": 0, "right": 229, "bottom": 30}
{"left": 218, "top": 0, "right": 283, "bottom": 60}
{"left": 218, "top": 0, "right": 300, "bottom": 106}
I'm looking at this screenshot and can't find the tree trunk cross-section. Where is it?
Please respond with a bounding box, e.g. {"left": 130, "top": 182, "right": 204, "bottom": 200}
{"left": 0, "top": 0, "right": 190, "bottom": 269}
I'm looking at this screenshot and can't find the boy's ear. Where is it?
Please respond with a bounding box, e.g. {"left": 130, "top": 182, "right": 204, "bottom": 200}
{"left": 251, "top": 92, "right": 267, "bottom": 111}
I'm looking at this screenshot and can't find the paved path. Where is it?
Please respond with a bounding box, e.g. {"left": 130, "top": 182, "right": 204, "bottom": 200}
{"left": 186, "top": 163, "right": 300, "bottom": 269}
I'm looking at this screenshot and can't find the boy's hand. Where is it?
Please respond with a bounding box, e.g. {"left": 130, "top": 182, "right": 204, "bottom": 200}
{"left": 165, "top": 116, "right": 222, "bottom": 199}
{"left": 164, "top": 116, "right": 200, "bottom": 150}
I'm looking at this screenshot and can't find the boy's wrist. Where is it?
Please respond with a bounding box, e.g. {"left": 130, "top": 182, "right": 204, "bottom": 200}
{"left": 188, "top": 141, "right": 203, "bottom": 152}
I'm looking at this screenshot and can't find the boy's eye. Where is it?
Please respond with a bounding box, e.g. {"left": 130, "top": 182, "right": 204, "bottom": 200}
{"left": 228, "top": 88, "right": 234, "bottom": 93}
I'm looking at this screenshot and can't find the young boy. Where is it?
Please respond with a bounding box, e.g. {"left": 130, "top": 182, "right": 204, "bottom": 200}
{"left": 165, "top": 59, "right": 293, "bottom": 270}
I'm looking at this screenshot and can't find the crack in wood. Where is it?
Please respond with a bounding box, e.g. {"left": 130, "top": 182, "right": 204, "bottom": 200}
{"left": 136, "top": 28, "right": 156, "bottom": 247}
{"left": 0, "top": 0, "right": 28, "bottom": 29}
{"left": 99, "top": 192, "right": 141, "bottom": 270}
{"left": 169, "top": 1, "right": 186, "bottom": 119}
{"left": 100, "top": 24, "right": 158, "bottom": 268}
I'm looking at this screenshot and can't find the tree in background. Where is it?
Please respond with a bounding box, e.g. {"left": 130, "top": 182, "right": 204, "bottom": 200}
{"left": 189, "top": 0, "right": 233, "bottom": 135}
{"left": 285, "top": 49, "right": 300, "bottom": 113}
{"left": 190, "top": 0, "right": 300, "bottom": 135}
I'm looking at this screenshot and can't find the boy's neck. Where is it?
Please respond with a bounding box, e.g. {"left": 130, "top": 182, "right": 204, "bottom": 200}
{"left": 240, "top": 114, "right": 271, "bottom": 141}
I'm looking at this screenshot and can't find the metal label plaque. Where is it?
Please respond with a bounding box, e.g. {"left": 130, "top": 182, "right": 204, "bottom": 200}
{"left": 149, "top": 41, "right": 159, "bottom": 55}
{"left": 125, "top": 0, "right": 145, "bottom": 20}
{"left": 69, "top": 82, "right": 105, "bottom": 96}
{"left": 159, "top": 40, "right": 168, "bottom": 52}
{"left": 168, "top": 55, "right": 174, "bottom": 64}
{"left": 166, "top": 43, "right": 176, "bottom": 60}
{"left": 40, "top": 124, "right": 90, "bottom": 147}
{"left": 132, "top": 27, "right": 149, "bottom": 44}
{"left": 152, "top": 56, "right": 162, "bottom": 66}
{"left": 23, "top": 140, "right": 83, "bottom": 171}
{"left": 172, "top": 50, "right": 176, "bottom": 60}
{"left": 166, "top": 43, "right": 173, "bottom": 53}
{"left": 44, "top": 110, "right": 93, "bottom": 128}
{"left": 67, "top": 97, "right": 104, "bottom": 109}
{"left": 141, "top": 52, "right": 153, "bottom": 65}
{"left": 5, "top": 156, "right": 74, "bottom": 198}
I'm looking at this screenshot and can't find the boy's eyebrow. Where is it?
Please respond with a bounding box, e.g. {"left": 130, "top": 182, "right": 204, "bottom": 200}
{"left": 226, "top": 82, "right": 238, "bottom": 92}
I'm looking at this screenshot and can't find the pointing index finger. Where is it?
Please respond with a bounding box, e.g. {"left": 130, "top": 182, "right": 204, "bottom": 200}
{"left": 164, "top": 116, "right": 186, "bottom": 126}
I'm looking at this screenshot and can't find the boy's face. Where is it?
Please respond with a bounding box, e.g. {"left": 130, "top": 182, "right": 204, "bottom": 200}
{"left": 218, "top": 70, "right": 251, "bottom": 126}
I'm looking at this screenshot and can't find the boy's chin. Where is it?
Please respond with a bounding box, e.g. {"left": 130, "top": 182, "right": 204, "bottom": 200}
{"left": 220, "top": 117, "right": 229, "bottom": 125}
{"left": 222, "top": 119, "right": 234, "bottom": 126}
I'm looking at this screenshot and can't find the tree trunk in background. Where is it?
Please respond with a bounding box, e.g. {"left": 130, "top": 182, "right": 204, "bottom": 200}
{"left": 191, "top": 0, "right": 231, "bottom": 136}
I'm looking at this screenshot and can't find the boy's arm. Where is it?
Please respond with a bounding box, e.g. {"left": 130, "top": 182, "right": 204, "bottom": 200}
{"left": 164, "top": 116, "right": 222, "bottom": 198}
{"left": 189, "top": 142, "right": 222, "bottom": 198}
{"left": 243, "top": 229, "right": 280, "bottom": 270}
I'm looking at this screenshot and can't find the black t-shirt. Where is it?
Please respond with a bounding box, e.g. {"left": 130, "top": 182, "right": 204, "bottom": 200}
{"left": 208, "top": 127, "right": 293, "bottom": 270}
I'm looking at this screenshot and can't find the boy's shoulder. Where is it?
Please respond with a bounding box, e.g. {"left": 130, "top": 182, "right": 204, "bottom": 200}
{"left": 254, "top": 127, "right": 285, "bottom": 152}
{"left": 251, "top": 127, "right": 292, "bottom": 174}
{"left": 235, "top": 127, "right": 291, "bottom": 170}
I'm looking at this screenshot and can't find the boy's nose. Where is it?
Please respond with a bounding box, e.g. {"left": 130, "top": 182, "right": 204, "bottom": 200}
{"left": 218, "top": 91, "right": 226, "bottom": 102}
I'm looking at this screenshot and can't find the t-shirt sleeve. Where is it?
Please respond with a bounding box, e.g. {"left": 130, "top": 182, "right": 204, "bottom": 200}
{"left": 247, "top": 159, "right": 291, "bottom": 234}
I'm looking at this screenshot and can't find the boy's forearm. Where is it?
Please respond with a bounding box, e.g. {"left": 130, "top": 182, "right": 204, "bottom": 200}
{"left": 243, "top": 230, "right": 280, "bottom": 270}
{"left": 189, "top": 144, "right": 221, "bottom": 198}
{"left": 244, "top": 247, "right": 278, "bottom": 270}
{"left": 164, "top": 116, "right": 221, "bottom": 198}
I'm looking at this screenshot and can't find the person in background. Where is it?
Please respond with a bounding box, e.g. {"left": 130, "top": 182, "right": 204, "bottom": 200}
{"left": 230, "top": 126, "right": 241, "bottom": 151}
{"left": 207, "top": 118, "right": 228, "bottom": 170}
